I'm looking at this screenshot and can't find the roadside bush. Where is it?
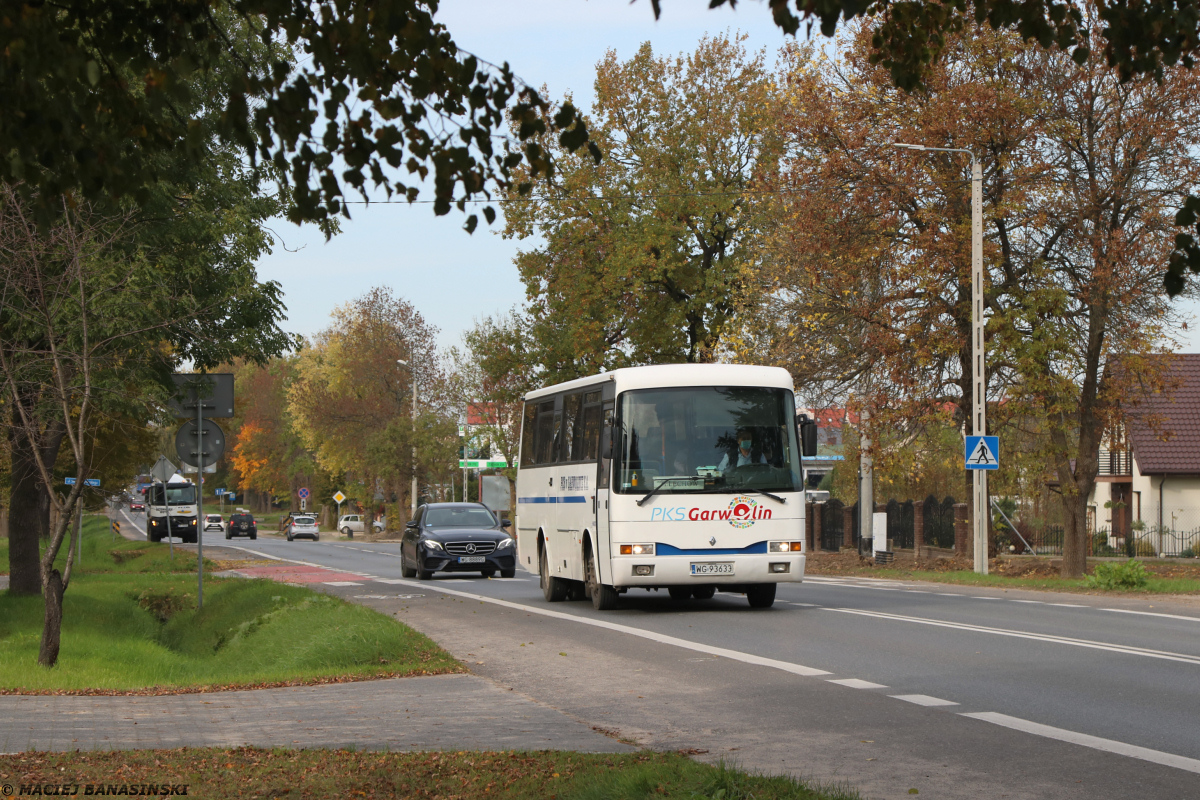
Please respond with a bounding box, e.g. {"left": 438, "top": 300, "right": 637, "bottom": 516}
{"left": 1086, "top": 559, "right": 1150, "bottom": 590}
{"left": 134, "top": 588, "right": 193, "bottom": 622}
{"left": 1180, "top": 546, "right": 1196, "bottom": 558}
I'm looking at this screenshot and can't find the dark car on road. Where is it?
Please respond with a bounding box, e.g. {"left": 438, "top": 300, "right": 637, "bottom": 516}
{"left": 400, "top": 503, "right": 515, "bottom": 580}
{"left": 227, "top": 512, "right": 257, "bottom": 540}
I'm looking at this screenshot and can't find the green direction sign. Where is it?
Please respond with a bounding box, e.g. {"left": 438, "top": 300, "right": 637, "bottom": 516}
{"left": 459, "top": 459, "right": 508, "bottom": 469}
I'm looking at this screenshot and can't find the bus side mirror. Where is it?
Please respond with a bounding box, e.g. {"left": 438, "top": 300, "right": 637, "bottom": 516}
{"left": 798, "top": 415, "right": 818, "bottom": 457}
{"left": 599, "top": 427, "right": 613, "bottom": 459}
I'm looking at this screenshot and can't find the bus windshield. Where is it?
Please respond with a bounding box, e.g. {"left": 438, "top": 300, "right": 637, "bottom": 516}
{"left": 148, "top": 484, "right": 197, "bottom": 505}
{"left": 616, "top": 387, "right": 802, "bottom": 494}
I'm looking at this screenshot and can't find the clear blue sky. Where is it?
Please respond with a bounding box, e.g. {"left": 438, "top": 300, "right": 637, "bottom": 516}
{"left": 253, "top": 0, "right": 1200, "bottom": 353}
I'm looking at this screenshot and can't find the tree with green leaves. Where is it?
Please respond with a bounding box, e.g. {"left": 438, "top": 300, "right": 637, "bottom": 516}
{"left": 505, "top": 33, "right": 782, "bottom": 378}
{"left": 288, "top": 287, "right": 456, "bottom": 527}
{"left": 0, "top": 0, "right": 596, "bottom": 234}
{"left": 760, "top": 15, "right": 1197, "bottom": 577}
{"left": 680, "top": 0, "right": 1200, "bottom": 292}
{"left": 450, "top": 312, "right": 541, "bottom": 480}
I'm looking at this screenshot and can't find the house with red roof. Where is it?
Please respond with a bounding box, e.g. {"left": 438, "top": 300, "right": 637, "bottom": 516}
{"left": 1091, "top": 354, "right": 1200, "bottom": 555}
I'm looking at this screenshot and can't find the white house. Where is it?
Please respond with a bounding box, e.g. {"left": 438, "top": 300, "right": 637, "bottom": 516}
{"left": 1090, "top": 354, "right": 1200, "bottom": 556}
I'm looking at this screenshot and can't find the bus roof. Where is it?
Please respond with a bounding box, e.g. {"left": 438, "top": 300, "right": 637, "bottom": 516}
{"left": 524, "top": 364, "right": 794, "bottom": 401}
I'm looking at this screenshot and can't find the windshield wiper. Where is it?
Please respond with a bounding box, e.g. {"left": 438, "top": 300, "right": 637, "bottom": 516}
{"left": 700, "top": 485, "right": 787, "bottom": 504}
{"left": 635, "top": 477, "right": 703, "bottom": 507}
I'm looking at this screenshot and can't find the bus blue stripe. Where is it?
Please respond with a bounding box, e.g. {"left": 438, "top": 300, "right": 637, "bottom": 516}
{"left": 517, "top": 496, "right": 588, "bottom": 504}
{"left": 655, "top": 541, "right": 769, "bottom": 556}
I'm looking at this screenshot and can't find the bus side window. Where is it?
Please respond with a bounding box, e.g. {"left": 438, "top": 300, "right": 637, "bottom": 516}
{"left": 520, "top": 402, "right": 538, "bottom": 468}
{"left": 581, "top": 403, "right": 602, "bottom": 460}
{"left": 598, "top": 401, "right": 614, "bottom": 489}
{"left": 561, "top": 393, "right": 582, "bottom": 462}
{"left": 535, "top": 401, "right": 556, "bottom": 464}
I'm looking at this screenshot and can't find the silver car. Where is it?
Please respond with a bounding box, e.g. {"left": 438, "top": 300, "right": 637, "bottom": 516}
{"left": 287, "top": 515, "right": 320, "bottom": 542}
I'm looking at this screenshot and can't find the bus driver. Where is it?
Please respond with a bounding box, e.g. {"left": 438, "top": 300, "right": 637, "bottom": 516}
{"left": 718, "top": 428, "right": 764, "bottom": 474}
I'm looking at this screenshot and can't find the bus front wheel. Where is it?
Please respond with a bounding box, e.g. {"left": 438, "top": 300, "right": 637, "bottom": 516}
{"left": 746, "top": 583, "right": 776, "bottom": 608}
{"left": 540, "top": 545, "right": 568, "bottom": 602}
{"left": 585, "top": 548, "right": 619, "bottom": 611}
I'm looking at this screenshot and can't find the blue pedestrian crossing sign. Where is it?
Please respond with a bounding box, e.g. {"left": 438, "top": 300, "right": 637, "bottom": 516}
{"left": 965, "top": 436, "right": 999, "bottom": 470}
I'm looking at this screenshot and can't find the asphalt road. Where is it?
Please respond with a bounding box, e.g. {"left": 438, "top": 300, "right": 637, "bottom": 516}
{"left": 120, "top": 509, "right": 1200, "bottom": 799}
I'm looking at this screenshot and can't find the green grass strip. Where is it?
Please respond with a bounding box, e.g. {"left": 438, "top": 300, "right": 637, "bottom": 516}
{"left": 0, "top": 517, "right": 460, "bottom": 692}
{"left": 853, "top": 567, "right": 1200, "bottom": 595}
{"left": 0, "top": 749, "right": 863, "bottom": 800}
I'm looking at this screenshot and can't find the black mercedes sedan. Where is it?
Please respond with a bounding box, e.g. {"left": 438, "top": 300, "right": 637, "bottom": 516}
{"left": 400, "top": 502, "right": 515, "bottom": 580}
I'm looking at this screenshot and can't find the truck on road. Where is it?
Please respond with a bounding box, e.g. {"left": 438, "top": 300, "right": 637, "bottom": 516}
{"left": 146, "top": 476, "right": 199, "bottom": 543}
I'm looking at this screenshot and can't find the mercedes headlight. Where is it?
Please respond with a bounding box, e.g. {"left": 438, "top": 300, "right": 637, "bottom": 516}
{"left": 497, "top": 537, "right": 514, "bottom": 550}
{"left": 421, "top": 538, "right": 444, "bottom": 551}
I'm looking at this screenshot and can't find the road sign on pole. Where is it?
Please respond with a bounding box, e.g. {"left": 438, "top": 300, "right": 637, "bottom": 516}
{"left": 458, "top": 459, "right": 508, "bottom": 469}
{"left": 150, "top": 455, "right": 177, "bottom": 483}
{"left": 64, "top": 477, "right": 101, "bottom": 487}
{"left": 965, "top": 436, "right": 999, "bottom": 470}
{"left": 298, "top": 487, "right": 310, "bottom": 500}
{"left": 332, "top": 491, "right": 346, "bottom": 504}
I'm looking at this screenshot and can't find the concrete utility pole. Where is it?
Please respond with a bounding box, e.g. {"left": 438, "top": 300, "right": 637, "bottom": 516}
{"left": 893, "top": 143, "right": 987, "bottom": 574}
{"left": 397, "top": 359, "right": 418, "bottom": 517}
{"left": 859, "top": 405, "right": 873, "bottom": 550}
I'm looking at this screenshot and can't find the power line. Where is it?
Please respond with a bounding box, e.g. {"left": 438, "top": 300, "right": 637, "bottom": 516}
{"left": 338, "top": 187, "right": 808, "bottom": 206}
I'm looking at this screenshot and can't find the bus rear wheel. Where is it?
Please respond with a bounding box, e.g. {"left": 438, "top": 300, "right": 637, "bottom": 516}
{"left": 692, "top": 586, "right": 716, "bottom": 600}
{"left": 746, "top": 583, "right": 776, "bottom": 608}
{"left": 540, "top": 545, "right": 568, "bottom": 602}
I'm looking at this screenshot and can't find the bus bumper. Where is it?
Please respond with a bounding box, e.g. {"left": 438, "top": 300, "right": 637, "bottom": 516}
{"left": 610, "top": 553, "right": 805, "bottom": 587}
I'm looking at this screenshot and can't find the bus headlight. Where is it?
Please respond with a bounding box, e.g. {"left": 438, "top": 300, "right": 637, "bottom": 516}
{"left": 769, "top": 541, "right": 803, "bottom": 553}
{"left": 619, "top": 543, "right": 655, "bottom": 556}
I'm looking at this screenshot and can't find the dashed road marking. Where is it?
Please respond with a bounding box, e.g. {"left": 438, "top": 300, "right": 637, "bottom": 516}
{"left": 1101, "top": 608, "right": 1200, "bottom": 623}
{"left": 890, "top": 694, "right": 960, "bottom": 707}
{"left": 323, "top": 581, "right": 363, "bottom": 586}
{"left": 825, "top": 607, "right": 1200, "bottom": 665}
{"left": 1049, "top": 603, "right": 1086, "bottom": 608}
{"left": 961, "top": 712, "right": 1200, "bottom": 775}
{"left": 827, "top": 678, "right": 888, "bottom": 690}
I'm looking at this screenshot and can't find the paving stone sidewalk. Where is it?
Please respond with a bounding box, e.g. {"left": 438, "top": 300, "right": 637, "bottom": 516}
{"left": 0, "top": 674, "right": 634, "bottom": 754}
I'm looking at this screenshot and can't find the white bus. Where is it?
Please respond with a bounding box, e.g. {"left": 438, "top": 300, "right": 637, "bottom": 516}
{"left": 515, "top": 364, "right": 817, "bottom": 610}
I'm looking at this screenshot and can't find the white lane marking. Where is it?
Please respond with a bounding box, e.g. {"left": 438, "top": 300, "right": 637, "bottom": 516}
{"left": 788, "top": 602, "right": 820, "bottom": 607}
{"left": 890, "top": 694, "right": 959, "bottom": 707}
{"left": 1049, "top": 603, "right": 1086, "bottom": 608}
{"left": 972, "top": 596, "right": 1002, "bottom": 600}
{"left": 961, "top": 712, "right": 1200, "bottom": 775}
{"left": 324, "top": 581, "right": 363, "bottom": 586}
{"left": 1010, "top": 600, "right": 1044, "bottom": 604}
{"left": 905, "top": 590, "right": 932, "bottom": 594}
{"left": 937, "top": 592, "right": 961, "bottom": 596}
{"left": 349, "top": 576, "right": 832, "bottom": 677}
{"left": 373, "top": 578, "right": 410, "bottom": 584}
{"left": 825, "top": 607, "right": 1200, "bottom": 666}
{"left": 1102, "top": 608, "right": 1200, "bottom": 623}
{"left": 119, "top": 509, "right": 147, "bottom": 539}
{"left": 827, "top": 678, "right": 888, "bottom": 690}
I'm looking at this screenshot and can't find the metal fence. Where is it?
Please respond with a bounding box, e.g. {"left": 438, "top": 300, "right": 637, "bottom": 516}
{"left": 993, "top": 523, "right": 1200, "bottom": 558}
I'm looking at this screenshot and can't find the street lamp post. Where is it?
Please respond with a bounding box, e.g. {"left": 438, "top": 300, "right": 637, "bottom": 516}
{"left": 892, "top": 143, "right": 987, "bottom": 574}
{"left": 397, "top": 358, "right": 418, "bottom": 518}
